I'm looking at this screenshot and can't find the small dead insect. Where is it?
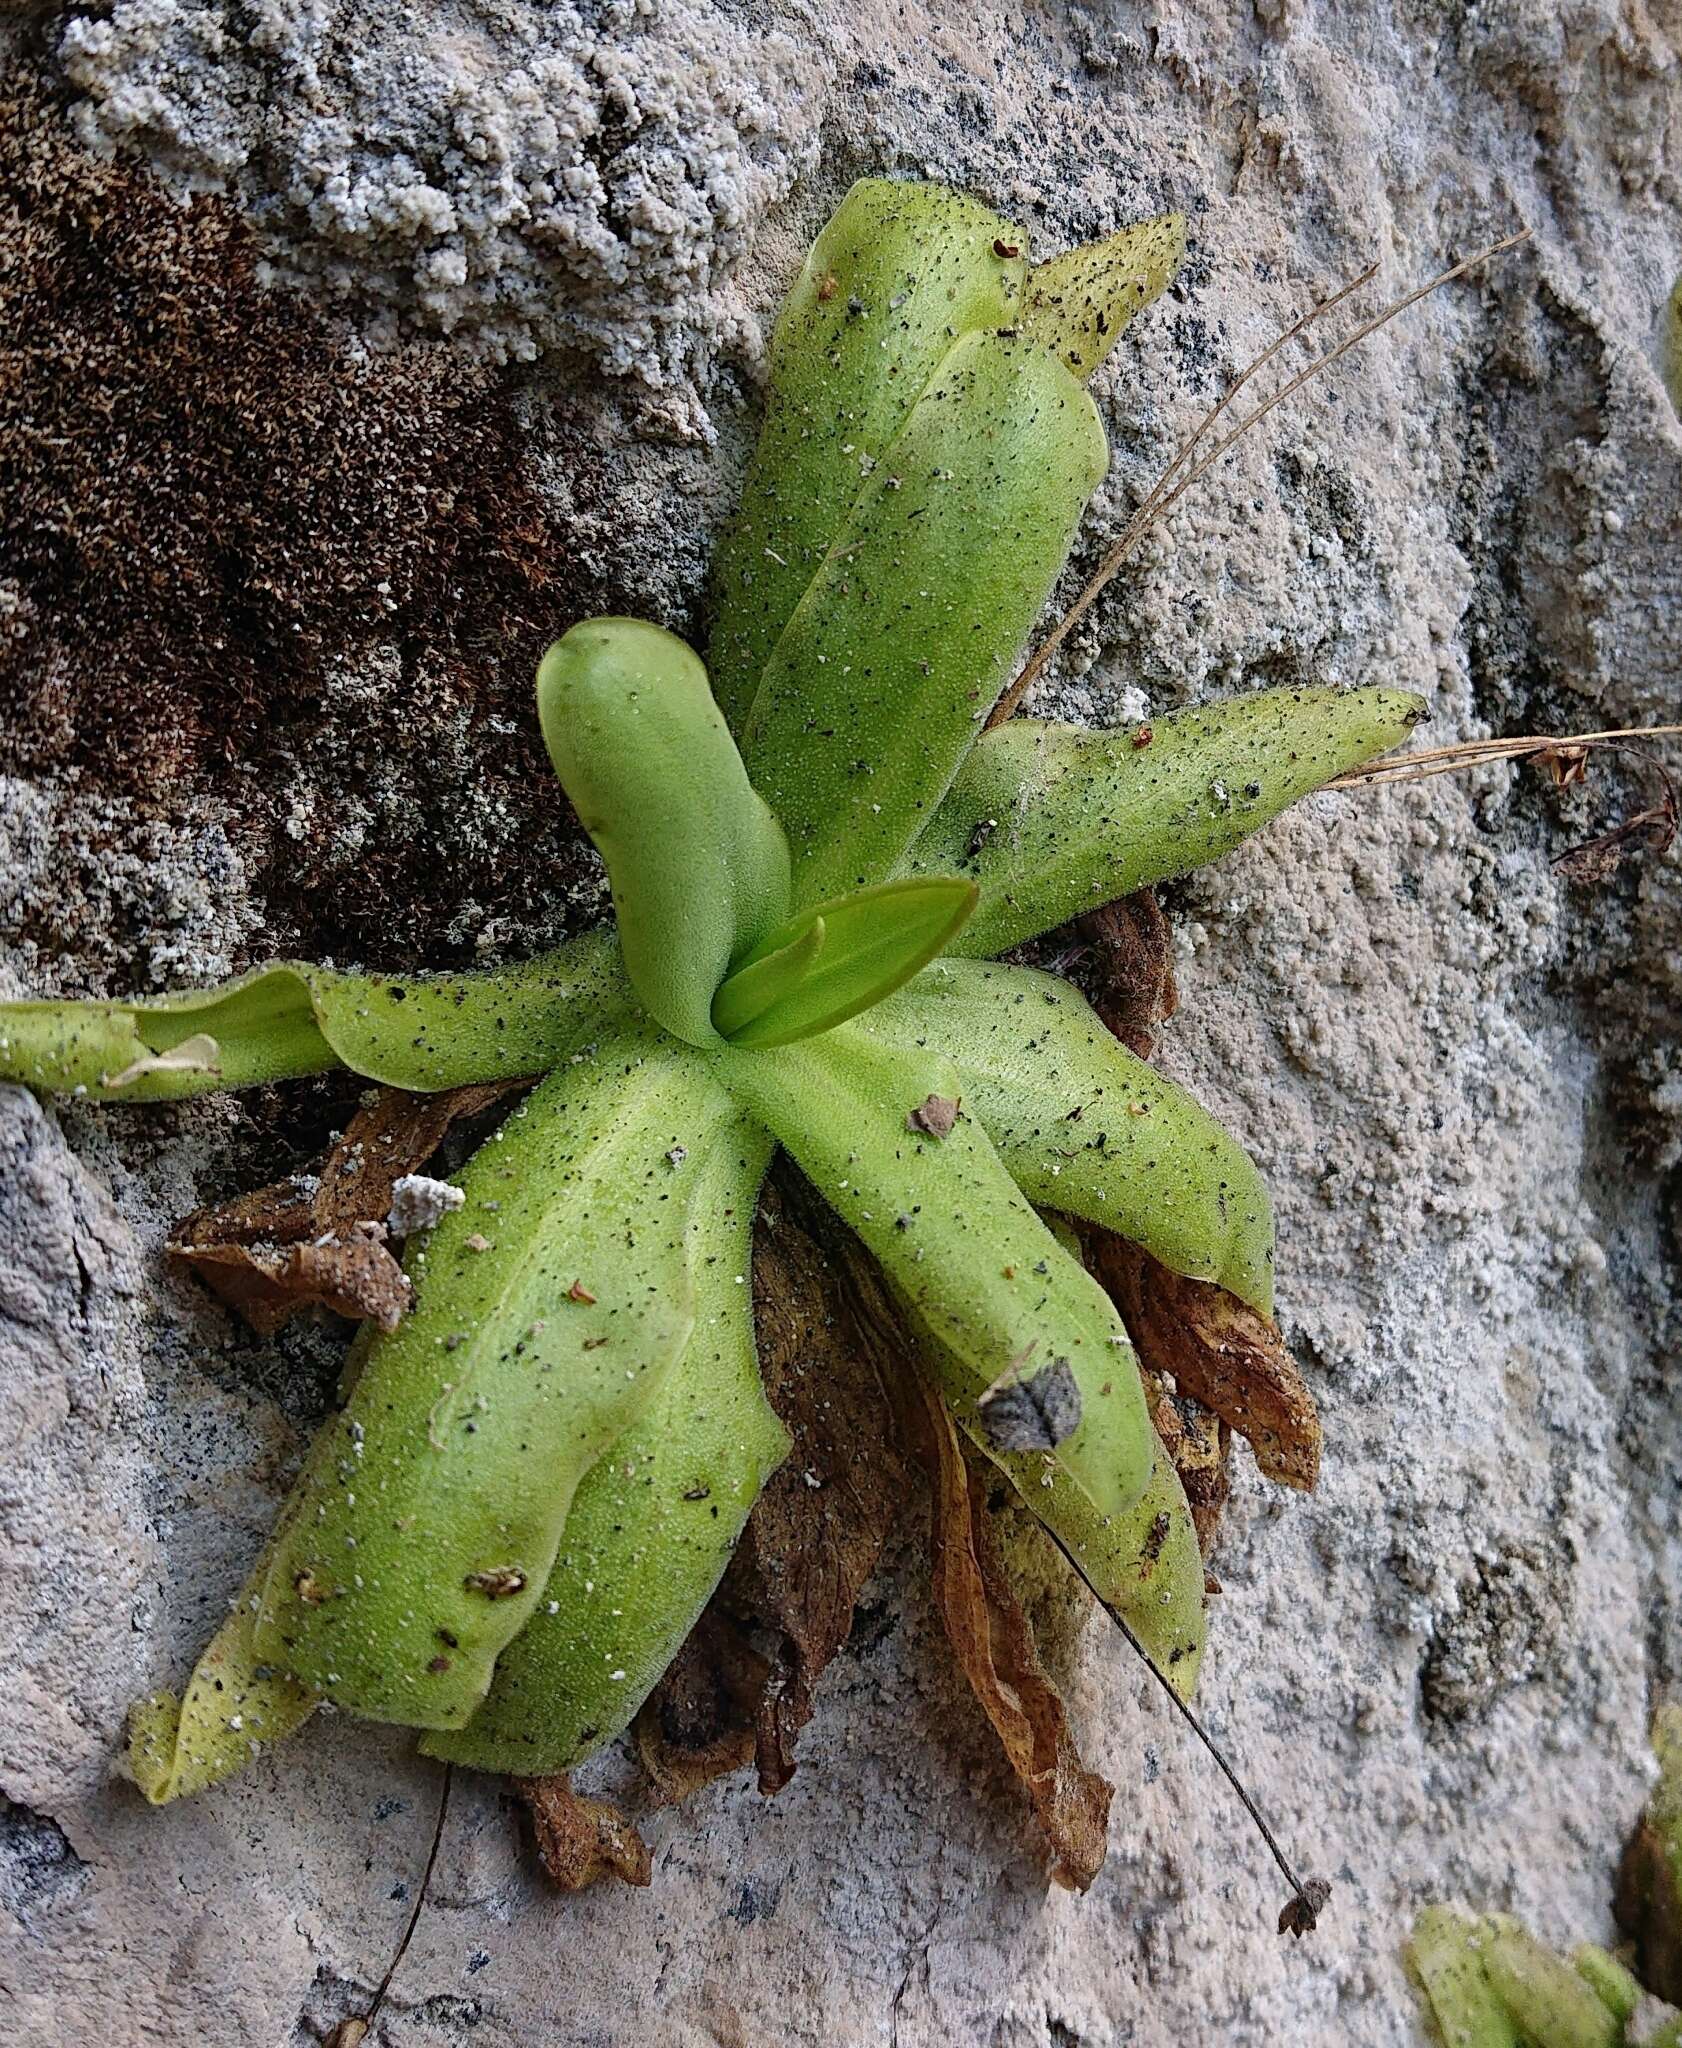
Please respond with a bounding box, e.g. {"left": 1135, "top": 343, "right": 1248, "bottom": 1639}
{"left": 1133, "top": 725, "right": 1154, "bottom": 750}
{"left": 464, "top": 1567, "right": 528, "bottom": 1599}
{"left": 816, "top": 270, "right": 839, "bottom": 301}
{"left": 965, "top": 816, "right": 998, "bottom": 859}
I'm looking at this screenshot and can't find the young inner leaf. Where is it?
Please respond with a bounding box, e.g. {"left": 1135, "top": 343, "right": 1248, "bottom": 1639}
{"left": 710, "top": 915, "right": 827, "bottom": 1040}
{"left": 714, "top": 876, "right": 978, "bottom": 1048}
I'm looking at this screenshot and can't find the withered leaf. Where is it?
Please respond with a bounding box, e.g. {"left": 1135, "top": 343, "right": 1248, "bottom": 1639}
{"left": 1069, "top": 889, "right": 1180, "bottom": 1059}
{"left": 169, "top": 1079, "right": 519, "bottom": 1335}
{"left": 1615, "top": 1706, "right": 1682, "bottom": 2002}
{"left": 1091, "top": 1237, "right": 1321, "bottom": 1491}
{"left": 896, "top": 1366, "right": 1113, "bottom": 1891}
{"left": 513, "top": 1774, "right": 651, "bottom": 1892}
{"left": 178, "top": 1231, "right": 410, "bottom": 1336}
{"left": 1146, "top": 1383, "right": 1232, "bottom": 1558}
{"left": 636, "top": 1164, "right": 911, "bottom": 1799}
{"left": 634, "top": 1609, "right": 764, "bottom": 1802}
{"left": 1554, "top": 791, "right": 1678, "bottom": 885}
{"left": 307, "top": 1080, "right": 516, "bottom": 1231}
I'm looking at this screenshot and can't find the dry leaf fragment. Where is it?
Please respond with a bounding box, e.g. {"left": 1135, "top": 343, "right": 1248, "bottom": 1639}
{"left": 1069, "top": 889, "right": 1179, "bottom": 1059}
{"left": 978, "top": 1349, "right": 1082, "bottom": 1452}
{"left": 177, "top": 1233, "right": 411, "bottom": 1336}
{"left": 169, "top": 1079, "right": 518, "bottom": 1334}
{"left": 1615, "top": 1706, "right": 1682, "bottom": 2002}
{"left": 513, "top": 1775, "right": 651, "bottom": 1892}
{"left": 896, "top": 1367, "right": 1113, "bottom": 1891}
{"left": 636, "top": 1166, "right": 910, "bottom": 1799}
{"left": 1553, "top": 791, "right": 1678, "bottom": 884}
{"left": 102, "top": 1032, "right": 221, "bottom": 1090}
{"left": 1148, "top": 1387, "right": 1232, "bottom": 1556}
{"left": 907, "top": 1092, "right": 961, "bottom": 1137}
{"left": 1091, "top": 1237, "right": 1321, "bottom": 1491}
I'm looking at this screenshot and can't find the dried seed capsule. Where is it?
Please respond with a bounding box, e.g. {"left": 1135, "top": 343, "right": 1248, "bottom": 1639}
{"left": 538, "top": 619, "right": 791, "bottom": 1047}
{"left": 901, "top": 686, "right": 1426, "bottom": 958}
{"left": 423, "top": 1129, "right": 788, "bottom": 1776}
{"left": 250, "top": 1033, "right": 742, "bottom": 1729}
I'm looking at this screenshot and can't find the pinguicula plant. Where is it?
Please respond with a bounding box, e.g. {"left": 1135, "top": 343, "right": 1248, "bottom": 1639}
{"left": 0, "top": 181, "right": 1419, "bottom": 1814}
{"left": 1406, "top": 1708, "right": 1682, "bottom": 2047}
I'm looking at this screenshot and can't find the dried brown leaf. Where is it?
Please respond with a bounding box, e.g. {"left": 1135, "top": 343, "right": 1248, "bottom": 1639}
{"left": 311, "top": 1081, "right": 515, "bottom": 1228}
{"left": 169, "top": 1080, "right": 518, "bottom": 1333}
{"left": 1147, "top": 1384, "right": 1232, "bottom": 1557}
{"left": 1554, "top": 791, "right": 1678, "bottom": 884}
{"left": 896, "top": 1367, "right": 1113, "bottom": 1891}
{"left": 1070, "top": 889, "right": 1180, "bottom": 1058}
{"left": 1092, "top": 1238, "right": 1321, "bottom": 1491}
{"left": 636, "top": 1165, "right": 912, "bottom": 1798}
{"left": 176, "top": 1232, "right": 411, "bottom": 1336}
{"left": 513, "top": 1775, "right": 651, "bottom": 1892}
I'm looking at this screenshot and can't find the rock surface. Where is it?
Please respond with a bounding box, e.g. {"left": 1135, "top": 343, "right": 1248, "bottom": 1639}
{"left": 1, "top": 2, "right": 1679, "bottom": 2045}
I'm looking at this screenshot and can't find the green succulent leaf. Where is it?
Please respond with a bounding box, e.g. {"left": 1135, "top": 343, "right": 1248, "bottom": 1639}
{"left": 901, "top": 685, "right": 1426, "bottom": 957}
{"left": 424, "top": 1128, "right": 789, "bottom": 1776}
{"left": 1569, "top": 1946, "right": 1643, "bottom": 2025}
{"left": 708, "top": 177, "right": 1030, "bottom": 735}
{"left": 1021, "top": 214, "right": 1187, "bottom": 380}
{"left": 969, "top": 1407, "right": 1207, "bottom": 1695}
{"left": 710, "top": 1026, "right": 1156, "bottom": 1524}
{"left": 709, "top": 914, "right": 829, "bottom": 1040}
{"left": 537, "top": 619, "right": 791, "bottom": 1046}
{"left": 714, "top": 876, "right": 978, "bottom": 1048}
{"left": 896, "top": 1284, "right": 1207, "bottom": 1694}
{"left": 0, "top": 927, "right": 628, "bottom": 1101}
{"left": 740, "top": 329, "right": 1109, "bottom": 907}
{"left": 1407, "top": 1909, "right": 1523, "bottom": 2048}
{"left": 859, "top": 957, "right": 1275, "bottom": 1314}
{"left": 127, "top": 1563, "right": 319, "bottom": 1804}
{"left": 250, "top": 1033, "right": 738, "bottom": 1729}
{"left": 1479, "top": 1918, "right": 1621, "bottom": 2048}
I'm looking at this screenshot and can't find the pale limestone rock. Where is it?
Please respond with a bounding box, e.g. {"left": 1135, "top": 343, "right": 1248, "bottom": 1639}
{"left": 3, "top": 1, "right": 1679, "bottom": 2043}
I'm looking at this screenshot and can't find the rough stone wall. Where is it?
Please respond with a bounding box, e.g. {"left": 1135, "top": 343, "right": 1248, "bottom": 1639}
{"left": 1, "top": 2, "right": 1678, "bottom": 2045}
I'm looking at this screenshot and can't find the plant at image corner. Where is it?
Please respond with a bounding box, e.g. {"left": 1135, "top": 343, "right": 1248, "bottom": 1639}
{"left": 0, "top": 180, "right": 1420, "bottom": 1813}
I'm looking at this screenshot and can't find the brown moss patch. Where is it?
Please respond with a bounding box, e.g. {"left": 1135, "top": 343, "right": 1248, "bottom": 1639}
{"left": 0, "top": 70, "right": 609, "bottom": 969}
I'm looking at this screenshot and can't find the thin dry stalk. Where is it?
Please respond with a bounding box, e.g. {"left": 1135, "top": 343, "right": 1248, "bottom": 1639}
{"left": 1326, "top": 726, "right": 1682, "bottom": 788}
{"left": 991, "top": 227, "right": 1532, "bottom": 729}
